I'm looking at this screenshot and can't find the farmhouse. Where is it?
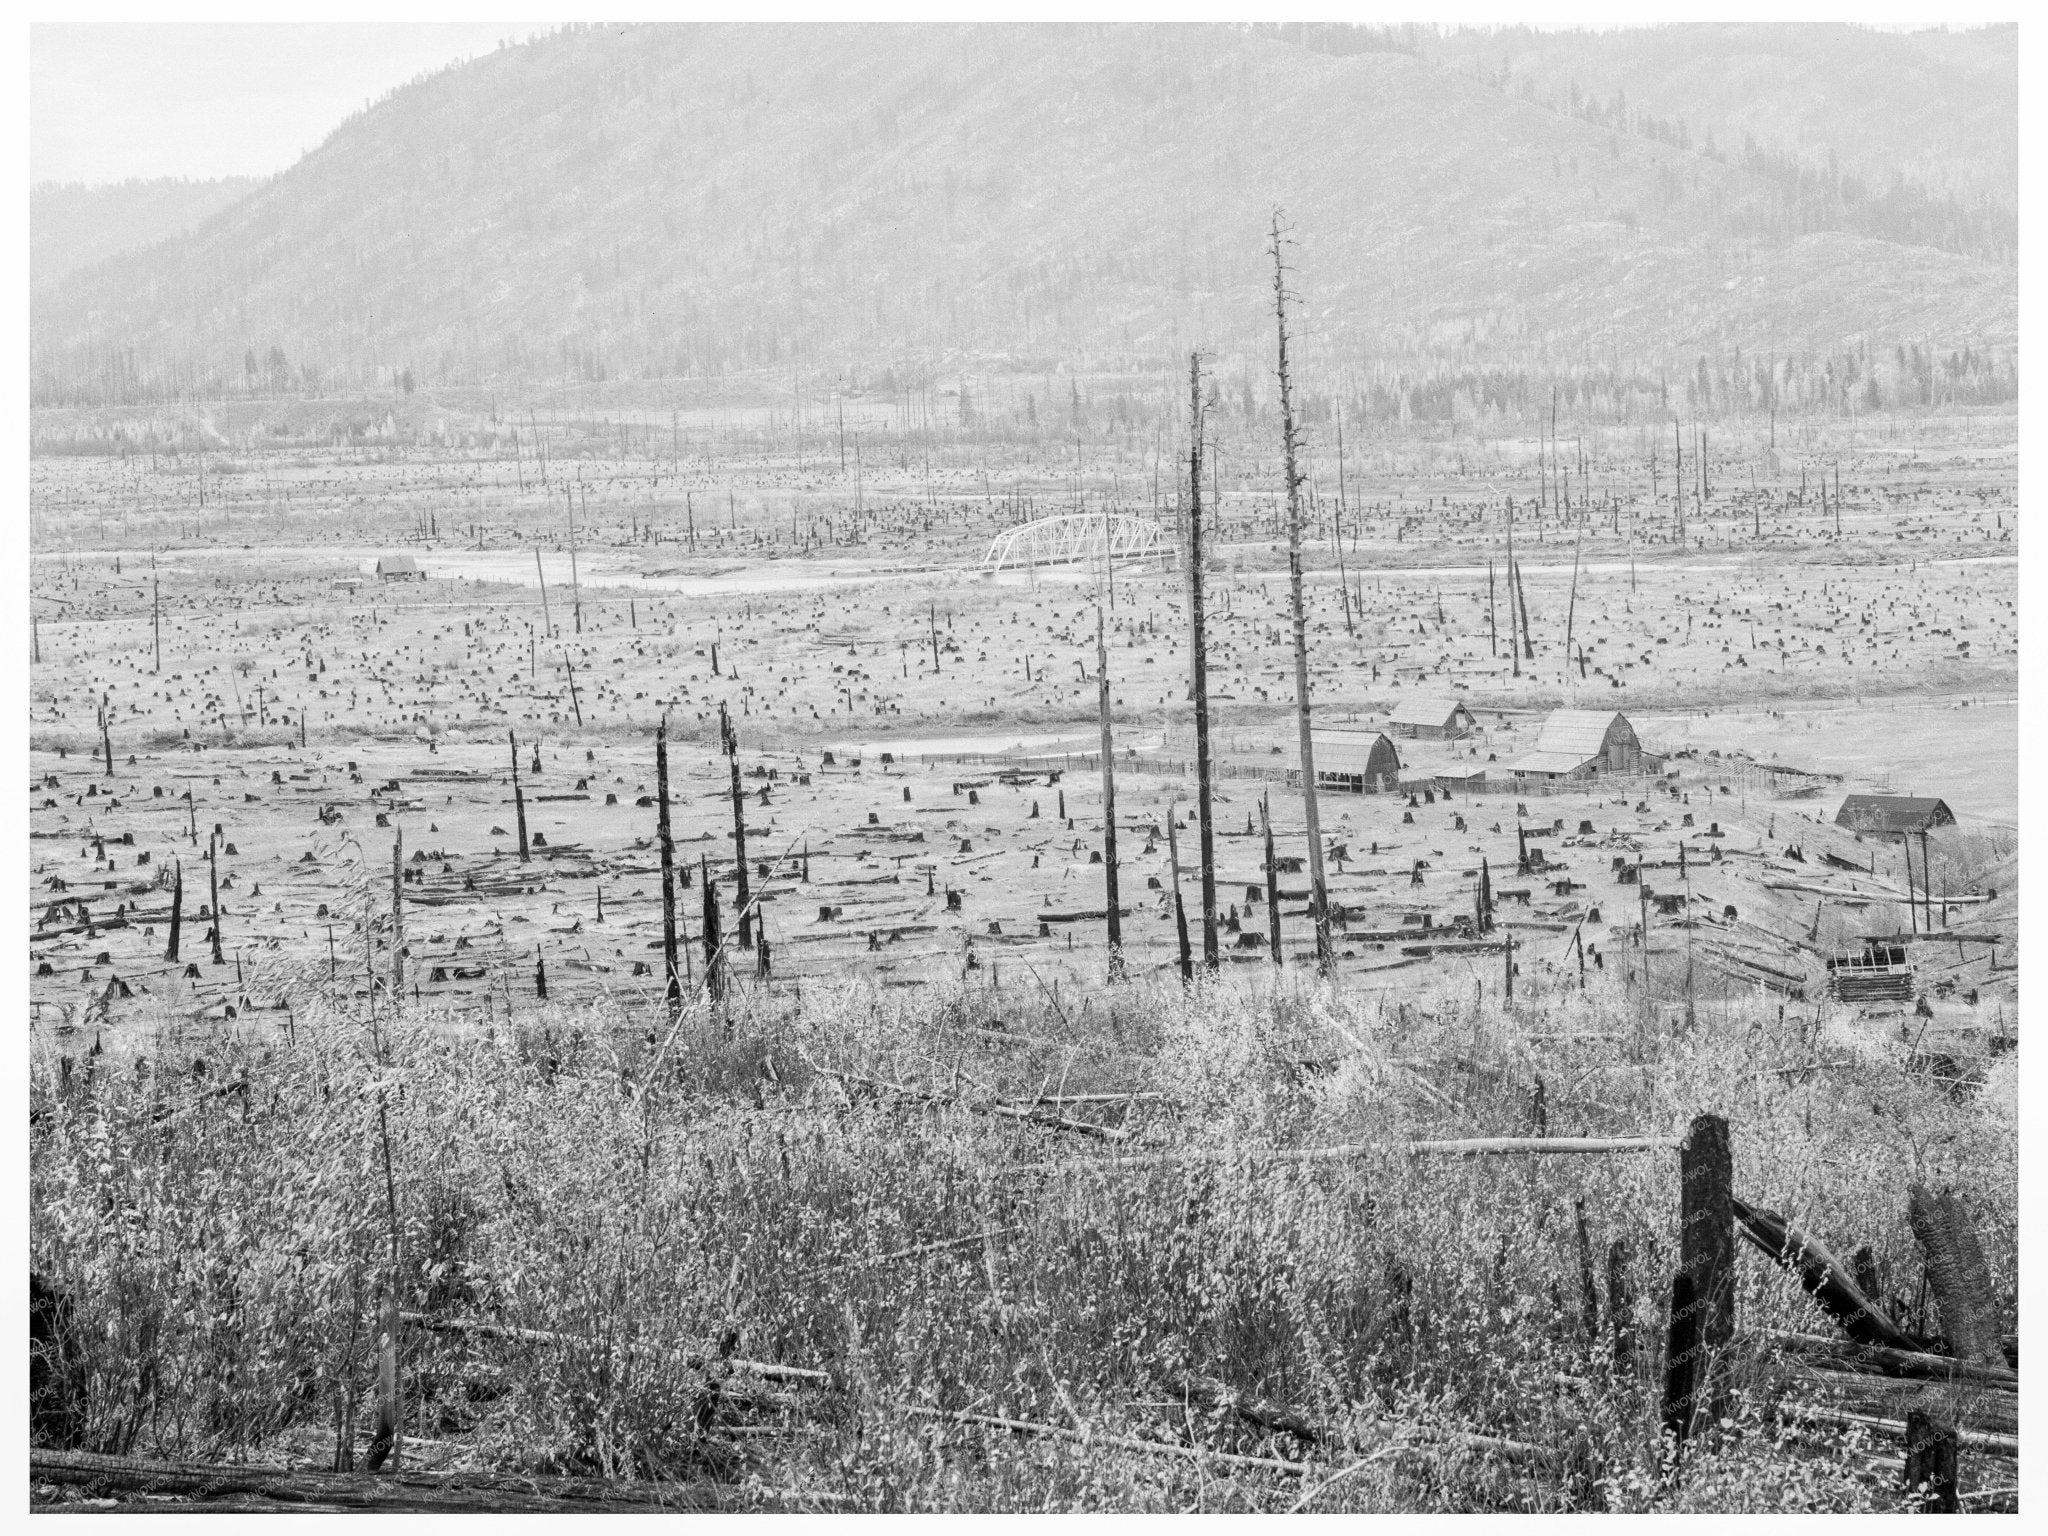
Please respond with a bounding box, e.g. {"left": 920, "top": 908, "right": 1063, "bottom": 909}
{"left": 1387, "top": 695, "right": 1478, "bottom": 740}
{"left": 377, "top": 554, "right": 425, "bottom": 581}
{"left": 1834, "top": 795, "right": 1956, "bottom": 836}
{"left": 1311, "top": 730, "right": 1402, "bottom": 793}
{"left": 1509, "top": 710, "right": 1660, "bottom": 781}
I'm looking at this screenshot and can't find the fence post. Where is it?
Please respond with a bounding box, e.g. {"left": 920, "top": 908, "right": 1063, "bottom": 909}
{"left": 1664, "top": 1112, "right": 1734, "bottom": 1448}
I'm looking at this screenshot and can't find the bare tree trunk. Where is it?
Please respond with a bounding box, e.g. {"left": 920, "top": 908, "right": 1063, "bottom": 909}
{"left": 1563, "top": 509, "right": 1585, "bottom": 687}
{"left": 721, "top": 704, "right": 752, "bottom": 948}
{"left": 1260, "top": 793, "right": 1282, "bottom": 965}
{"left": 1186, "top": 353, "right": 1219, "bottom": 971}
{"left": 1269, "top": 211, "right": 1333, "bottom": 976}
{"left": 164, "top": 861, "right": 183, "bottom": 962}
{"left": 509, "top": 731, "right": 530, "bottom": 862}
{"left": 1505, "top": 501, "right": 1521, "bottom": 677}
{"left": 1166, "top": 799, "right": 1193, "bottom": 983}
{"left": 700, "top": 854, "right": 725, "bottom": 1003}
{"left": 390, "top": 828, "right": 404, "bottom": 997}
{"left": 656, "top": 718, "right": 681, "bottom": 1014}
{"left": 208, "top": 833, "right": 224, "bottom": 966}
{"left": 1094, "top": 606, "right": 1124, "bottom": 980}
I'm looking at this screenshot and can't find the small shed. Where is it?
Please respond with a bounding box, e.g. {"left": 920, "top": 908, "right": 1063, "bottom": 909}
{"left": 377, "top": 554, "right": 425, "bottom": 581}
{"left": 1510, "top": 710, "right": 1658, "bottom": 780}
{"left": 1388, "top": 695, "right": 1479, "bottom": 740}
{"left": 1834, "top": 795, "right": 1956, "bottom": 837}
{"left": 1312, "top": 731, "right": 1402, "bottom": 793}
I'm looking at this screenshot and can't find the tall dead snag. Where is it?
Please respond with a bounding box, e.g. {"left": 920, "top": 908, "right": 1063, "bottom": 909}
{"left": 390, "top": 828, "right": 404, "bottom": 996}
{"left": 1505, "top": 502, "right": 1521, "bottom": 677}
{"left": 1269, "top": 211, "right": 1333, "bottom": 975}
{"left": 1563, "top": 507, "right": 1586, "bottom": 686}
{"left": 655, "top": 718, "right": 682, "bottom": 1014}
{"left": 1185, "top": 352, "right": 1220, "bottom": 972}
{"left": 1487, "top": 560, "right": 1498, "bottom": 657}
{"left": 720, "top": 704, "right": 752, "bottom": 949}
{"left": 207, "top": 833, "right": 225, "bottom": 966}
{"left": 1260, "top": 794, "right": 1282, "bottom": 965}
{"left": 566, "top": 484, "right": 583, "bottom": 635}
{"left": 98, "top": 696, "right": 113, "bottom": 780}
{"left": 151, "top": 559, "right": 161, "bottom": 673}
{"left": 699, "top": 854, "right": 725, "bottom": 1003}
{"left": 1514, "top": 558, "right": 1535, "bottom": 660}
{"left": 1166, "top": 800, "right": 1193, "bottom": 983}
{"left": 1094, "top": 606, "right": 1124, "bottom": 980}
{"left": 509, "top": 731, "right": 530, "bottom": 862}
{"left": 164, "top": 861, "right": 183, "bottom": 962}
{"left": 1664, "top": 1112, "right": 1734, "bottom": 1448}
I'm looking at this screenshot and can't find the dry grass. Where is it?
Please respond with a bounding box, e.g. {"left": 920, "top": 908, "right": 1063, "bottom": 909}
{"left": 28, "top": 960, "right": 2015, "bottom": 1511}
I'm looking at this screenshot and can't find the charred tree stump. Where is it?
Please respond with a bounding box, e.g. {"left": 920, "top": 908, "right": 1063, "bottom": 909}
{"left": 1902, "top": 1406, "right": 1960, "bottom": 1512}
{"left": 1664, "top": 1113, "right": 1734, "bottom": 1446}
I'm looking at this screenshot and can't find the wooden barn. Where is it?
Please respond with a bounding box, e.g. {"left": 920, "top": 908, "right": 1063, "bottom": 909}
{"left": 377, "top": 554, "right": 425, "bottom": 581}
{"left": 1834, "top": 795, "right": 1956, "bottom": 837}
{"left": 1509, "top": 710, "right": 1659, "bottom": 781}
{"left": 1388, "top": 695, "right": 1479, "bottom": 740}
{"left": 1311, "top": 730, "right": 1402, "bottom": 793}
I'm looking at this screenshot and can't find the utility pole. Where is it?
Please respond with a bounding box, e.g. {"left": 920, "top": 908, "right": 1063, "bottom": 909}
{"left": 1270, "top": 210, "right": 1333, "bottom": 976}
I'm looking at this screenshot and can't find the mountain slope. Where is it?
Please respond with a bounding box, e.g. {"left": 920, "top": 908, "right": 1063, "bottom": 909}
{"left": 1421, "top": 23, "right": 2017, "bottom": 214}
{"left": 32, "top": 177, "right": 262, "bottom": 289}
{"left": 29, "top": 23, "right": 2017, "bottom": 404}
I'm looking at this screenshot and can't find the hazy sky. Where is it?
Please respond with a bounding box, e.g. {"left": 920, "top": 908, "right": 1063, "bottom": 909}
{"left": 32, "top": 23, "right": 533, "bottom": 185}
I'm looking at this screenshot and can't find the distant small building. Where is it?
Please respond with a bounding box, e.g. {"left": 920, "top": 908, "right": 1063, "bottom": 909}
{"left": 1311, "top": 730, "right": 1402, "bottom": 793}
{"left": 1510, "top": 710, "right": 1660, "bottom": 781}
{"left": 1388, "top": 695, "right": 1479, "bottom": 740}
{"left": 1834, "top": 795, "right": 1956, "bottom": 837}
{"left": 377, "top": 554, "right": 425, "bottom": 581}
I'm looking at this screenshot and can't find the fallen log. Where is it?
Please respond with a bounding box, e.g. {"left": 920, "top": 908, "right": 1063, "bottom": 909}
{"left": 28, "top": 1449, "right": 729, "bottom": 1513}
{"left": 1730, "top": 1197, "right": 1925, "bottom": 1351}
{"left": 1777, "top": 1403, "right": 2017, "bottom": 1458}
{"left": 396, "top": 1312, "right": 831, "bottom": 1386}
{"left": 1003, "top": 1136, "right": 1680, "bottom": 1178}
{"left": 904, "top": 1405, "right": 1316, "bottom": 1477}
{"left": 819, "top": 1065, "right": 1130, "bottom": 1143}
{"left": 1766, "top": 1330, "right": 2016, "bottom": 1389}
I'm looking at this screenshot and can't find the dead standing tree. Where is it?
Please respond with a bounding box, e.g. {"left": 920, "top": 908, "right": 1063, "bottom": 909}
{"left": 1184, "top": 352, "right": 1220, "bottom": 971}
{"left": 508, "top": 731, "right": 530, "bottom": 862}
{"left": 720, "top": 703, "right": 752, "bottom": 949}
{"left": 1094, "top": 604, "right": 1124, "bottom": 981}
{"left": 655, "top": 718, "right": 682, "bottom": 1015}
{"left": 1269, "top": 211, "right": 1334, "bottom": 975}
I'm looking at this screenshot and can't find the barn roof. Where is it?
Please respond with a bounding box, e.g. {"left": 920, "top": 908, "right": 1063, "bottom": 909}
{"left": 1508, "top": 750, "right": 1591, "bottom": 777}
{"left": 1531, "top": 709, "right": 1630, "bottom": 757}
{"left": 377, "top": 554, "right": 422, "bottom": 575}
{"left": 1388, "top": 694, "right": 1471, "bottom": 727}
{"left": 1835, "top": 795, "right": 1956, "bottom": 833}
{"left": 1313, "top": 730, "right": 1399, "bottom": 768}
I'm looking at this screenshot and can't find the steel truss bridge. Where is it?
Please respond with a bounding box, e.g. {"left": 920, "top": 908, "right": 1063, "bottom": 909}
{"left": 979, "top": 513, "right": 1173, "bottom": 573}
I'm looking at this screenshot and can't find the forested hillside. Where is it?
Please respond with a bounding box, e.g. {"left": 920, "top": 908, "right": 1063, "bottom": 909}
{"left": 31, "top": 177, "right": 262, "bottom": 289}
{"left": 30, "top": 23, "right": 2016, "bottom": 414}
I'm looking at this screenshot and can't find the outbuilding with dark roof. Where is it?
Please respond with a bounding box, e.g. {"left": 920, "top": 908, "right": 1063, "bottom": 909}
{"left": 1834, "top": 795, "right": 1956, "bottom": 836}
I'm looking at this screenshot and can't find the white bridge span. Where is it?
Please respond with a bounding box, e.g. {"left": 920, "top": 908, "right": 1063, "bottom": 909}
{"left": 980, "top": 513, "right": 1172, "bottom": 573}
